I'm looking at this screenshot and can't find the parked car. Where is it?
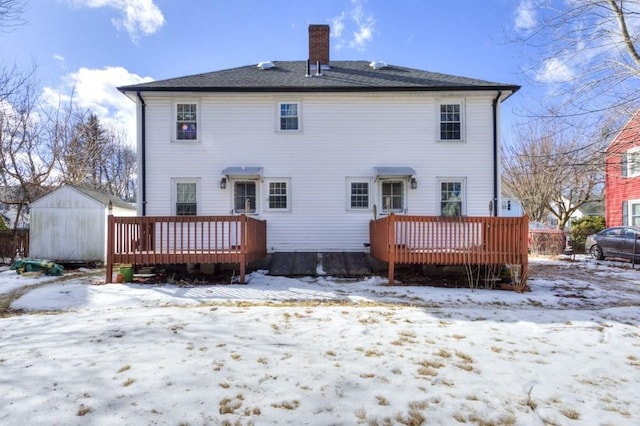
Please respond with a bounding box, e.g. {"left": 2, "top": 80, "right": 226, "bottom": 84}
{"left": 585, "top": 226, "right": 640, "bottom": 261}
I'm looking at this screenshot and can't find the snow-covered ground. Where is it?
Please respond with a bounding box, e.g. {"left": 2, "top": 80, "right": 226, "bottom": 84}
{"left": 1, "top": 255, "right": 639, "bottom": 425}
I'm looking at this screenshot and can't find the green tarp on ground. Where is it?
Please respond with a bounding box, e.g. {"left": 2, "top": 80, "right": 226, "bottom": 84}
{"left": 10, "top": 259, "right": 64, "bottom": 276}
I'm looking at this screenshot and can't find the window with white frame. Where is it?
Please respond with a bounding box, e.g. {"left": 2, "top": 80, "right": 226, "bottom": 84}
{"left": 173, "top": 180, "right": 198, "bottom": 216}
{"left": 380, "top": 180, "right": 404, "bottom": 214}
{"left": 349, "top": 180, "right": 370, "bottom": 210}
{"left": 624, "top": 148, "right": 640, "bottom": 177}
{"left": 438, "top": 101, "right": 463, "bottom": 141}
{"left": 631, "top": 201, "right": 640, "bottom": 226}
{"left": 439, "top": 179, "right": 465, "bottom": 217}
{"left": 267, "top": 179, "right": 290, "bottom": 211}
{"left": 278, "top": 102, "right": 300, "bottom": 131}
{"left": 175, "top": 102, "right": 198, "bottom": 141}
{"left": 234, "top": 181, "right": 257, "bottom": 213}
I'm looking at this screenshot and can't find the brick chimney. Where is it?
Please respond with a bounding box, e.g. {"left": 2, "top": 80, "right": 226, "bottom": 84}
{"left": 309, "top": 24, "right": 330, "bottom": 65}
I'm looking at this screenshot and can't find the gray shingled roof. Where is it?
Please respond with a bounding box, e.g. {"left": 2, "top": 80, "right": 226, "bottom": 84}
{"left": 118, "top": 61, "right": 519, "bottom": 93}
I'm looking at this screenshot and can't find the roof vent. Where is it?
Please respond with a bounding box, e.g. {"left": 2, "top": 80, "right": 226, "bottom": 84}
{"left": 369, "top": 61, "right": 388, "bottom": 70}
{"left": 257, "top": 61, "right": 275, "bottom": 70}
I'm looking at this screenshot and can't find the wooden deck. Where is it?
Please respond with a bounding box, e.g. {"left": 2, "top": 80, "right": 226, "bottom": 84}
{"left": 106, "top": 215, "right": 267, "bottom": 284}
{"left": 370, "top": 214, "right": 529, "bottom": 288}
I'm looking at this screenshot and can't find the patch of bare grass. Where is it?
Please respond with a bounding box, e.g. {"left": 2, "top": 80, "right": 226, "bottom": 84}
{"left": 270, "top": 400, "right": 299, "bottom": 410}
{"left": 77, "top": 405, "right": 92, "bottom": 416}
{"left": 117, "top": 365, "right": 131, "bottom": 373}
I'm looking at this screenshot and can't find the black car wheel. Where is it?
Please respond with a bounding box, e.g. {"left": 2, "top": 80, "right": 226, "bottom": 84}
{"left": 590, "top": 244, "right": 604, "bottom": 260}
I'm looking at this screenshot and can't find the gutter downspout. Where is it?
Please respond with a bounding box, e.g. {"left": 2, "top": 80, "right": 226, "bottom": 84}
{"left": 492, "top": 91, "right": 503, "bottom": 217}
{"left": 136, "top": 91, "right": 147, "bottom": 216}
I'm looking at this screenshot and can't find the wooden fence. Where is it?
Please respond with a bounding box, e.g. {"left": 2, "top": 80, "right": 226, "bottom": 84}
{"left": 0, "top": 230, "right": 29, "bottom": 262}
{"left": 106, "top": 215, "right": 267, "bottom": 284}
{"left": 370, "top": 214, "right": 529, "bottom": 287}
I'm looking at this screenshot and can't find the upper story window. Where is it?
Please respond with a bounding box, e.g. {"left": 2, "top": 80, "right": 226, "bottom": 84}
{"left": 440, "top": 179, "right": 465, "bottom": 217}
{"left": 279, "top": 102, "right": 300, "bottom": 131}
{"left": 176, "top": 102, "right": 198, "bottom": 141}
{"left": 234, "top": 181, "right": 257, "bottom": 214}
{"left": 348, "top": 180, "right": 371, "bottom": 210}
{"left": 266, "top": 179, "right": 291, "bottom": 211}
{"left": 623, "top": 148, "right": 640, "bottom": 177}
{"left": 174, "top": 180, "right": 198, "bottom": 216}
{"left": 438, "top": 101, "right": 463, "bottom": 141}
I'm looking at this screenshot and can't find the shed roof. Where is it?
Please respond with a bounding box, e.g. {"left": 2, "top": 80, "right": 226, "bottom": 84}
{"left": 118, "top": 61, "right": 520, "bottom": 95}
{"left": 32, "top": 185, "right": 135, "bottom": 210}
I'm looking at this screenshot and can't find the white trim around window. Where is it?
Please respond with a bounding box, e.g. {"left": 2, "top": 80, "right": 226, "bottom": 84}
{"left": 346, "top": 177, "right": 372, "bottom": 211}
{"left": 172, "top": 178, "right": 200, "bottom": 216}
{"left": 265, "top": 178, "right": 292, "bottom": 212}
{"left": 173, "top": 100, "right": 200, "bottom": 142}
{"left": 232, "top": 179, "right": 259, "bottom": 214}
{"left": 276, "top": 101, "right": 302, "bottom": 132}
{"left": 625, "top": 147, "right": 640, "bottom": 177}
{"left": 629, "top": 199, "right": 640, "bottom": 226}
{"left": 379, "top": 179, "right": 406, "bottom": 214}
{"left": 438, "top": 177, "right": 466, "bottom": 217}
{"left": 436, "top": 99, "right": 465, "bottom": 142}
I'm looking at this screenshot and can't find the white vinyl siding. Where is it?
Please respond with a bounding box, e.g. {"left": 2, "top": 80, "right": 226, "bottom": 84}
{"left": 140, "top": 91, "right": 503, "bottom": 251}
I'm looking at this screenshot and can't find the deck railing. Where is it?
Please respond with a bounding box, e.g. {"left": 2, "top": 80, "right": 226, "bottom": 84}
{"left": 370, "top": 214, "right": 529, "bottom": 287}
{"left": 106, "top": 215, "right": 267, "bottom": 284}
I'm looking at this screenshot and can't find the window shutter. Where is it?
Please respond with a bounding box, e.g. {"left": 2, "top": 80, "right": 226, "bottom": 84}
{"left": 622, "top": 153, "right": 628, "bottom": 177}
{"left": 623, "top": 201, "right": 628, "bottom": 225}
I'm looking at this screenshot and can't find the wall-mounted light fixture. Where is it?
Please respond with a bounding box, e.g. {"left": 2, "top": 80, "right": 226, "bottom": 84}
{"left": 220, "top": 177, "right": 227, "bottom": 189}
{"left": 108, "top": 200, "right": 113, "bottom": 213}
{"left": 410, "top": 177, "right": 417, "bottom": 189}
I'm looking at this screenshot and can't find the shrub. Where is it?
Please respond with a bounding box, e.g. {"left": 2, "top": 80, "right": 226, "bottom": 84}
{"left": 569, "top": 216, "right": 605, "bottom": 252}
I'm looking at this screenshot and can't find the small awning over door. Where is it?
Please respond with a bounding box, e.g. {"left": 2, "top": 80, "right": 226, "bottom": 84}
{"left": 221, "top": 166, "right": 263, "bottom": 179}
{"left": 373, "top": 166, "right": 416, "bottom": 180}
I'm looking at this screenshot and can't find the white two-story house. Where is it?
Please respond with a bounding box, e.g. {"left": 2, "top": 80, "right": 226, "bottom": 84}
{"left": 118, "top": 24, "right": 519, "bottom": 254}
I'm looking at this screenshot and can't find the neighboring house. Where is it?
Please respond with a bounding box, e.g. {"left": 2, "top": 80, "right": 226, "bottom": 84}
{"left": 605, "top": 110, "right": 640, "bottom": 227}
{"left": 29, "top": 185, "right": 136, "bottom": 263}
{"left": 118, "top": 25, "right": 519, "bottom": 253}
{"left": 500, "top": 197, "right": 524, "bottom": 218}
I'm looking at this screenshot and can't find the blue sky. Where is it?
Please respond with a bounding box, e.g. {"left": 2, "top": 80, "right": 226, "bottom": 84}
{"left": 0, "top": 0, "right": 541, "bottom": 144}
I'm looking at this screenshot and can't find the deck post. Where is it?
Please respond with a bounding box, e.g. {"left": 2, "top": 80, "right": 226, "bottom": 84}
{"left": 239, "top": 214, "right": 247, "bottom": 284}
{"left": 106, "top": 214, "right": 114, "bottom": 283}
{"left": 520, "top": 215, "right": 529, "bottom": 288}
{"left": 387, "top": 214, "right": 396, "bottom": 285}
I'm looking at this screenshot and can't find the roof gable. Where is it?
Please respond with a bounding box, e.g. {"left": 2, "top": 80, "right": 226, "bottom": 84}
{"left": 607, "top": 109, "right": 640, "bottom": 154}
{"left": 119, "top": 61, "right": 519, "bottom": 94}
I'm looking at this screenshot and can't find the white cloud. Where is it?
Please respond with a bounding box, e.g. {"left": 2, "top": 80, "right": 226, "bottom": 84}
{"left": 68, "top": 0, "right": 165, "bottom": 41}
{"left": 514, "top": 0, "right": 537, "bottom": 31}
{"left": 43, "top": 66, "right": 153, "bottom": 146}
{"left": 535, "top": 57, "right": 574, "bottom": 83}
{"left": 330, "top": 0, "right": 376, "bottom": 51}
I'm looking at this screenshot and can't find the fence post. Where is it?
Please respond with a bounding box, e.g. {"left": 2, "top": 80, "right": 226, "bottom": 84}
{"left": 106, "top": 214, "right": 114, "bottom": 283}
{"left": 520, "top": 215, "right": 529, "bottom": 288}
{"left": 388, "top": 214, "right": 396, "bottom": 285}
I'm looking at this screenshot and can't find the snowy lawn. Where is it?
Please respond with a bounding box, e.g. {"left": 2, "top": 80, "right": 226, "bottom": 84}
{"left": 1, "top": 255, "right": 639, "bottom": 425}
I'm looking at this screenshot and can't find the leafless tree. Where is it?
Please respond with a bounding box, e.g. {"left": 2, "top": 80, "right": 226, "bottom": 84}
{"left": 0, "top": 78, "right": 58, "bottom": 229}
{"left": 502, "top": 118, "right": 604, "bottom": 228}
{"left": 0, "top": 0, "right": 25, "bottom": 32}
{"left": 514, "top": 0, "right": 640, "bottom": 122}
{"left": 57, "top": 111, "right": 136, "bottom": 200}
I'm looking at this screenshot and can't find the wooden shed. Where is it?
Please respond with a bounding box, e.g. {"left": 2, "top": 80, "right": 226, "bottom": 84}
{"left": 29, "top": 185, "right": 136, "bottom": 263}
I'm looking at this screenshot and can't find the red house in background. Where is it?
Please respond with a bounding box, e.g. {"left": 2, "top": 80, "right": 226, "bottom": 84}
{"left": 605, "top": 110, "right": 640, "bottom": 227}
